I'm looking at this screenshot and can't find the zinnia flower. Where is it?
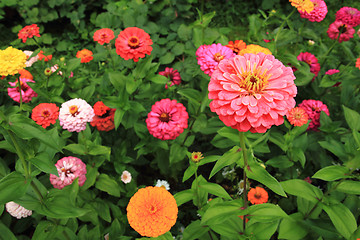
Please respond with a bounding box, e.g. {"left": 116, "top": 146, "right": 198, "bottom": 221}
{"left": 76, "top": 49, "right": 93, "bottom": 63}
{"left": 127, "top": 186, "right": 178, "bottom": 237}
{"left": 208, "top": 53, "right": 297, "bottom": 133}
{"left": 335, "top": 7, "right": 360, "bottom": 27}
{"left": 298, "top": 99, "right": 330, "bottom": 131}
{"left": 191, "top": 152, "right": 204, "bottom": 163}
{"left": 90, "top": 101, "right": 115, "bottom": 131}
{"left": 159, "top": 67, "right": 181, "bottom": 89}
{"left": 325, "top": 69, "right": 339, "bottom": 75}
{"left": 0, "top": 46, "right": 27, "bottom": 76}
{"left": 356, "top": 57, "right": 360, "bottom": 70}
{"left": 299, "top": 0, "right": 327, "bottom": 22}
{"left": 289, "top": 0, "right": 314, "bottom": 14}
{"left": 155, "top": 180, "right": 170, "bottom": 190}
{"left": 121, "top": 170, "right": 132, "bottom": 184}
{"left": 18, "top": 24, "right": 40, "bottom": 43}
{"left": 23, "top": 50, "right": 39, "bottom": 67}
{"left": 115, "top": 27, "right": 153, "bottom": 62}
{"left": 238, "top": 44, "right": 272, "bottom": 56}
{"left": 146, "top": 99, "right": 188, "bottom": 140}
{"left": 59, "top": 98, "right": 95, "bottom": 132}
{"left": 297, "top": 52, "right": 320, "bottom": 80}
{"left": 8, "top": 77, "right": 38, "bottom": 103}
{"left": 38, "top": 50, "right": 52, "bottom": 62}
{"left": 286, "top": 107, "right": 309, "bottom": 127}
{"left": 93, "top": 28, "right": 115, "bottom": 45}
{"left": 31, "top": 103, "right": 59, "bottom": 128}
{"left": 327, "top": 21, "right": 355, "bottom": 43}
{"left": 49, "top": 156, "right": 87, "bottom": 189}
{"left": 226, "top": 40, "right": 247, "bottom": 54}
{"left": 6, "top": 202, "right": 32, "bottom": 219}
{"left": 196, "top": 43, "right": 236, "bottom": 76}
{"left": 18, "top": 69, "right": 33, "bottom": 79}
{"left": 248, "top": 187, "right": 268, "bottom": 204}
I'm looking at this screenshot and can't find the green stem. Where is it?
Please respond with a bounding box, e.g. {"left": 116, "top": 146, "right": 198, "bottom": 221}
{"left": 194, "top": 169, "right": 202, "bottom": 209}
{"left": 239, "top": 131, "right": 248, "bottom": 231}
{"left": 319, "top": 39, "right": 338, "bottom": 67}
{"left": 17, "top": 80, "right": 23, "bottom": 110}
{"left": 274, "top": 8, "right": 296, "bottom": 54}
{"left": 31, "top": 181, "right": 44, "bottom": 203}
{"left": 8, "top": 130, "right": 29, "bottom": 179}
{"left": 32, "top": 37, "right": 42, "bottom": 49}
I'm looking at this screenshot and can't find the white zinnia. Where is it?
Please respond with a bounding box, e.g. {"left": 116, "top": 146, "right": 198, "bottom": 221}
{"left": 6, "top": 201, "right": 32, "bottom": 219}
{"left": 121, "top": 170, "right": 132, "bottom": 184}
{"left": 155, "top": 179, "right": 170, "bottom": 190}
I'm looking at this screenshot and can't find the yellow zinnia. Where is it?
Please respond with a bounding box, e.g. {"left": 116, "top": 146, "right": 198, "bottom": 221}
{"left": 289, "top": 0, "right": 314, "bottom": 14}
{"left": 238, "top": 44, "right": 272, "bottom": 56}
{"left": 0, "top": 46, "right": 27, "bottom": 76}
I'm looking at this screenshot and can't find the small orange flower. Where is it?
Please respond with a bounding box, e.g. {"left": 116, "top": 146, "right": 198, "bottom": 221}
{"left": 286, "top": 107, "right": 309, "bottom": 127}
{"left": 247, "top": 187, "right": 268, "bottom": 205}
{"left": 18, "top": 24, "right": 40, "bottom": 43}
{"left": 38, "top": 50, "right": 52, "bottom": 62}
{"left": 238, "top": 44, "right": 272, "bottom": 56}
{"left": 18, "top": 69, "right": 33, "bottom": 80}
{"left": 289, "top": 0, "right": 314, "bottom": 14}
{"left": 127, "top": 186, "right": 178, "bottom": 237}
{"left": 356, "top": 57, "right": 360, "bottom": 70}
{"left": 93, "top": 28, "right": 115, "bottom": 45}
{"left": 226, "top": 40, "right": 247, "bottom": 54}
{"left": 76, "top": 49, "right": 93, "bottom": 63}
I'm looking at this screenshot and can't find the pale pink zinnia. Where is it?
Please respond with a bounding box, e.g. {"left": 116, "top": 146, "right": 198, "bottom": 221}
{"left": 23, "top": 50, "right": 39, "bottom": 67}
{"left": 298, "top": 99, "right": 330, "bottom": 131}
{"left": 299, "top": 0, "right": 327, "bottom": 22}
{"left": 50, "top": 156, "right": 87, "bottom": 189}
{"left": 121, "top": 170, "right": 132, "bottom": 184}
{"left": 196, "top": 43, "right": 236, "bottom": 76}
{"left": 6, "top": 202, "right": 32, "bottom": 219}
{"left": 59, "top": 98, "right": 95, "bottom": 132}
{"left": 335, "top": 7, "right": 360, "bottom": 27}
{"left": 146, "top": 98, "right": 189, "bottom": 140}
{"left": 8, "top": 77, "right": 38, "bottom": 103}
{"left": 208, "top": 53, "right": 297, "bottom": 133}
{"left": 297, "top": 52, "right": 321, "bottom": 80}
{"left": 327, "top": 21, "right": 355, "bottom": 43}
{"left": 159, "top": 67, "right": 181, "bottom": 89}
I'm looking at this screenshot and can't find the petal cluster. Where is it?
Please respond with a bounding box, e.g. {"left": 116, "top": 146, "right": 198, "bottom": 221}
{"left": 31, "top": 103, "right": 59, "bottom": 128}
{"left": 286, "top": 107, "right": 309, "bottom": 127}
{"left": 90, "top": 101, "right": 115, "bottom": 131}
{"left": 76, "top": 49, "right": 94, "bottom": 63}
{"left": 0, "top": 46, "right": 27, "bottom": 76}
{"left": 23, "top": 50, "right": 39, "bottom": 67}
{"left": 226, "top": 40, "right": 247, "bottom": 54}
{"left": 297, "top": 52, "right": 320, "bottom": 80}
{"left": 248, "top": 187, "right": 268, "bottom": 205}
{"left": 18, "top": 24, "right": 40, "bottom": 43}
{"left": 50, "top": 156, "right": 87, "bottom": 189}
{"left": 335, "top": 7, "right": 360, "bottom": 27}
{"left": 6, "top": 202, "right": 32, "bottom": 219}
{"left": 208, "top": 53, "right": 297, "bottom": 133}
{"left": 93, "top": 28, "right": 115, "bottom": 45}
{"left": 299, "top": 0, "right": 327, "bottom": 22}
{"left": 327, "top": 21, "right": 355, "bottom": 43}
{"left": 238, "top": 44, "right": 272, "bottom": 56}
{"left": 159, "top": 67, "right": 181, "bottom": 89}
{"left": 298, "top": 99, "right": 329, "bottom": 131}
{"left": 121, "top": 170, "right": 132, "bottom": 184}
{"left": 289, "top": 0, "right": 314, "bottom": 13}
{"left": 8, "top": 77, "right": 38, "bottom": 103}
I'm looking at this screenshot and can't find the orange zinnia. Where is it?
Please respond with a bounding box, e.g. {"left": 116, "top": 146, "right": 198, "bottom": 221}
{"left": 289, "top": 0, "right": 314, "bottom": 14}
{"left": 76, "top": 49, "right": 93, "bottom": 63}
{"left": 226, "top": 40, "right": 247, "bottom": 54}
{"left": 247, "top": 187, "right": 268, "bottom": 205}
{"left": 38, "top": 50, "right": 52, "bottom": 62}
{"left": 356, "top": 56, "right": 360, "bottom": 70}
{"left": 18, "top": 69, "right": 33, "bottom": 80}
{"left": 238, "top": 44, "right": 272, "bottom": 56}
{"left": 286, "top": 107, "right": 309, "bottom": 127}
{"left": 93, "top": 28, "right": 115, "bottom": 45}
{"left": 127, "top": 186, "right": 178, "bottom": 237}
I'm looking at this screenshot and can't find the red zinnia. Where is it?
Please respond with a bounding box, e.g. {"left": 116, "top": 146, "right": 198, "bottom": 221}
{"left": 31, "top": 103, "right": 59, "bottom": 128}
{"left": 247, "top": 187, "right": 268, "bottom": 205}
{"left": 327, "top": 21, "right": 355, "bottom": 43}
{"left": 356, "top": 57, "right": 360, "bottom": 70}
{"left": 90, "top": 101, "right": 116, "bottom": 131}
{"left": 286, "top": 107, "right": 309, "bottom": 127}
{"left": 93, "top": 28, "right": 115, "bottom": 45}
{"left": 159, "top": 67, "right": 181, "bottom": 89}
{"left": 115, "top": 27, "right": 153, "bottom": 62}
{"left": 76, "top": 49, "right": 93, "bottom": 63}
{"left": 298, "top": 99, "right": 330, "bottom": 131}
{"left": 226, "top": 40, "right": 247, "bottom": 54}
{"left": 297, "top": 52, "right": 320, "bottom": 80}
{"left": 38, "top": 50, "right": 52, "bottom": 62}
{"left": 335, "top": 7, "right": 360, "bottom": 27}
{"left": 18, "top": 24, "right": 40, "bottom": 43}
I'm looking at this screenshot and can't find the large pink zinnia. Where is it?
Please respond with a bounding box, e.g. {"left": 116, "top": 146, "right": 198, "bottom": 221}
{"left": 208, "top": 53, "right": 297, "bottom": 133}
{"left": 299, "top": 0, "right": 327, "bottom": 22}
{"left": 327, "top": 21, "right": 355, "bottom": 43}
{"left": 335, "top": 7, "right": 360, "bottom": 27}
{"left": 297, "top": 52, "right": 320, "bottom": 80}
{"left": 146, "top": 99, "right": 188, "bottom": 140}
{"left": 298, "top": 99, "right": 329, "bottom": 131}
{"left": 196, "top": 43, "right": 235, "bottom": 76}
{"left": 8, "top": 77, "right": 38, "bottom": 103}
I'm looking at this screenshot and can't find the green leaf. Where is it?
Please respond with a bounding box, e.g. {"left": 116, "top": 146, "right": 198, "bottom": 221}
{"left": 216, "top": 127, "right": 238, "bottom": 143}
{"left": 169, "top": 143, "right": 187, "bottom": 164}
{"left": 81, "top": 166, "right": 98, "bottom": 191}
{"left": 201, "top": 199, "right": 242, "bottom": 225}
{"left": 159, "top": 52, "right": 174, "bottom": 64}
{"left": 182, "top": 164, "right": 198, "bottom": 182}
{"left": 64, "top": 144, "right": 87, "bottom": 155}
{"left": 88, "top": 145, "right": 111, "bottom": 160}
{"left": 209, "top": 146, "right": 242, "bottom": 178}
{"left": 292, "top": 147, "right": 306, "bottom": 168}
{"left": 95, "top": 174, "right": 120, "bottom": 197}
{"left": 343, "top": 105, "right": 360, "bottom": 131}
{"left": 0, "top": 172, "right": 31, "bottom": 205}
{"left": 0, "top": 223, "right": 17, "bottom": 240}
{"left": 149, "top": 231, "right": 174, "bottom": 240}
{"left": 312, "top": 165, "right": 351, "bottom": 181}
{"left": 177, "top": 89, "right": 202, "bottom": 104}
{"left": 248, "top": 203, "right": 289, "bottom": 221}
{"left": 266, "top": 155, "right": 294, "bottom": 169}
{"left": 177, "top": 24, "right": 192, "bottom": 41}
{"left": 208, "top": 215, "right": 241, "bottom": 238}
{"left": 198, "top": 181, "right": 232, "bottom": 200}
{"left": 66, "top": 58, "right": 81, "bottom": 72}
{"left": 247, "top": 221, "right": 280, "bottom": 239}
{"left": 278, "top": 214, "right": 308, "bottom": 240}
{"left": 182, "top": 220, "right": 210, "bottom": 240}
{"left": 335, "top": 180, "right": 360, "bottom": 194}
{"left": 281, "top": 179, "right": 323, "bottom": 203}
{"left": 318, "top": 139, "right": 347, "bottom": 159}
{"left": 28, "top": 152, "right": 58, "bottom": 175}
{"left": 114, "top": 108, "right": 125, "bottom": 130}
{"left": 107, "top": 71, "right": 126, "bottom": 91}
{"left": 149, "top": 75, "right": 168, "bottom": 84}
{"left": 174, "top": 189, "right": 194, "bottom": 207}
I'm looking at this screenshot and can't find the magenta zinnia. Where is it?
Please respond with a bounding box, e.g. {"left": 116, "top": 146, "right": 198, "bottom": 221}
{"left": 335, "top": 7, "right": 360, "bottom": 27}
{"left": 297, "top": 52, "right": 320, "bottom": 80}
{"left": 159, "top": 67, "right": 181, "bottom": 89}
{"left": 7, "top": 77, "right": 38, "bottom": 103}
{"left": 146, "top": 99, "right": 189, "bottom": 140}
{"left": 208, "top": 53, "right": 297, "bottom": 133}
{"left": 299, "top": 0, "right": 327, "bottom": 22}
{"left": 327, "top": 21, "right": 355, "bottom": 43}
{"left": 298, "top": 99, "right": 329, "bottom": 131}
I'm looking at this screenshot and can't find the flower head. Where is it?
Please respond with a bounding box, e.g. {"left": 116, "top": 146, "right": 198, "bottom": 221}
{"left": 196, "top": 43, "right": 236, "bottom": 76}
{"left": 155, "top": 180, "right": 170, "bottom": 190}
{"left": 38, "top": 50, "right": 52, "bottom": 62}
{"left": 247, "top": 187, "right": 268, "bottom": 205}
{"left": 159, "top": 67, "right": 181, "bottom": 89}
{"left": 286, "top": 107, "right": 309, "bottom": 127}
{"left": 298, "top": 99, "right": 330, "bottom": 131}
{"left": 90, "top": 101, "right": 115, "bottom": 131}
{"left": 208, "top": 53, "right": 297, "bottom": 133}
{"left": 31, "top": 103, "right": 59, "bottom": 128}
{"left": 238, "top": 44, "right": 272, "bottom": 56}
{"left": 115, "top": 27, "right": 153, "bottom": 62}
{"left": 127, "top": 186, "right": 178, "bottom": 237}
{"left": 191, "top": 152, "right": 204, "bottom": 163}
{"left": 146, "top": 99, "right": 189, "bottom": 140}
{"left": 0, "top": 46, "right": 27, "bottom": 76}
{"left": 59, "top": 98, "right": 95, "bottom": 132}
{"left": 289, "top": 0, "right": 314, "bottom": 13}
{"left": 299, "top": 0, "right": 327, "bottom": 22}
{"left": 93, "top": 28, "right": 115, "bottom": 45}
{"left": 18, "top": 24, "right": 40, "bottom": 43}
{"left": 335, "top": 7, "right": 360, "bottom": 27}
{"left": 356, "top": 57, "right": 360, "bottom": 70}
{"left": 50, "top": 156, "right": 87, "bottom": 189}
{"left": 121, "top": 170, "right": 132, "bottom": 184}
{"left": 327, "top": 21, "right": 355, "bottom": 43}
{"left": 18, "top": 69, "right": 33, "bottom": 80}
{"left": 76, "top": 49, "right": 93, "bottom": 63}
{"left": 44, "top": 68, "right": 52, "bottom": 76}
{"left": 23, "top": 50, "right": 39, "bottom": 67}
{"left": 8, "top": 77, "right": 38, "bottom": 103}
{"left": 297, "top": 52, "right": 320, "bottom": 80}
{"left": 226, "top": 40, "right": 247, "bottom": 54}
{"left": 6, "top": 202, "right": 32, "bottom": 219}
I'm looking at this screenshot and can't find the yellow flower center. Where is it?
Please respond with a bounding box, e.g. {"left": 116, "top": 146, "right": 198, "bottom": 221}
{"left": 128, "top": 36, "right": 140, "bottom": 48}
{"left": 159, "top": 112, "right": 170, "bottom": 122}
{"left": 149, "top": 204, "right": 157, "bottom": 214}
{"left": 239, "top": 62, "right": 270, "bottom": 94}
{"left": 214, "top": 52, "right": 224, "bottom": 62}
{"left": 69, "top": 105, "right": 78, "bottom": 116}
{"left": 42, "top": 110, "right": 50, "bottom": 118}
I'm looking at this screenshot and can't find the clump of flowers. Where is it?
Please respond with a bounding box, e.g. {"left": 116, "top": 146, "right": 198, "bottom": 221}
{"left": 248, "top": 187, "right": 268, "bottom": 205}
{"left": 121, "top": 170, "right": 132, "bottom": 184}
{"left": 18, "top": 24, "right": 40, "bottom": 43}
{"left": 50, "top": 156, "right": 87, "bottom": 189}
{"left": 90, "top": 101, "right": 115, "bottom": 131}
{"left": 297, "top": 52, "right": 320, "bottom": 80}
{"left": 23, "top": 50, "right": 39, "bottom": 67}
{"left": 298, "top": 99, "right": 330, "bottom": 131}
{"left": 226, "top": 40, "right": 247, "bottom": 54}
{"left": 155, "top": 180, "right": 170, "bottom": 190}
{"left": 335, "top": 7, "right": 360, "bottom": 27}
{"left": 0, "top": 46, "right": 27, "bottom": 76}
{"left": 5, "top": 202, "right": 32, "bottom": 219}
{"left": 115, "top": 27, "right": 153, "bottom": 62}
{"left": 286, "top": 107, "right": 309, "bottom": 127}
{"left": 299, "top": 0, "right": 327, "bottom": 22}
{"left": 196, "top": 43, "right": 235, "bottom": 76}
{"left": 159, "top": 67, "right": 181, "bottom": 89}
{"left": 76, "top": 49, "right": 94, "bottom": 63}
{"left": 38, "top": 50, "right": 52, "bottom": 62}
{"left": 208, "top": 53, "right": 297, "bottom": 133}
{"left": 327, "top": 21, "right": 355, "bottom": 43}
{"left": 191, "top": 152, "right": 204, "bottom": 163}
{"left": 146, "top": 99, "right": 189, "bottom": 140}
{"left": 93, "top": 28, "right": 115, "bottom": 45}
{"left": 127, "top": 186, "right": 178, "bottom": 237}
{"left": 8, "top": 78, "right": 38, "bottom": 103}
{"left": 31, "top": 103, "right": 59, "bottom": 128}
{"left": 59, "top": 98, "right": 95, "bottom": 132}
{"left": 289, "top": 0, "right": 314, "bottom": 14}
{"left": 238, "top": 44, "right": 272, "bottom": 56}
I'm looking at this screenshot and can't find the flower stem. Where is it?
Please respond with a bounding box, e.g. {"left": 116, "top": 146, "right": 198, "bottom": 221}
{"left": 319, "top": 39, "right": 338, "bottom": 67}
{"left": 239, "top": 131, "right": 248, "bottom": 231}
{"left": 194, "top": 169, "right": 202, "bottom": 209}
{"left": 17, "top": 80, "right": 23, "bottom": 110}
{"left": 8, "top": 130, "right": 29, "bottom": 179}
{"left": 31, "top": 181, "right": 44, "bottom": 203}
{"left": 274, "top": 8, "right": 296, "bottom": 54}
